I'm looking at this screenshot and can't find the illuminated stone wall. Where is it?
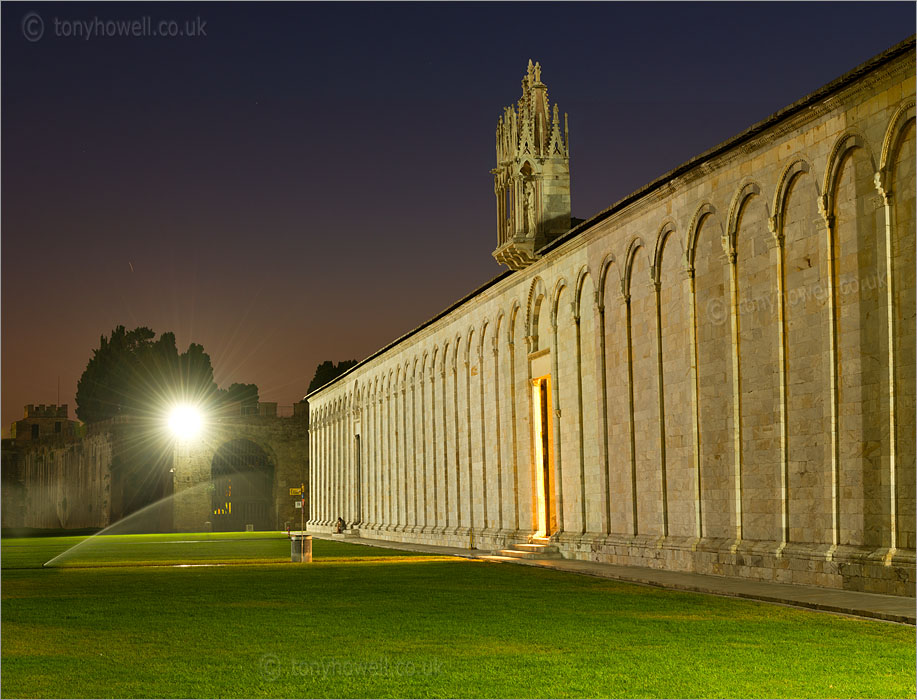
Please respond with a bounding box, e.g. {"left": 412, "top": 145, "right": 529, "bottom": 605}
{"left": 171, "top": 412, "right": 309, "bottom": 532}
{"left": 1, "top": 430, "right": 112, "bottom": 530}
{"left": 3, "top": 410, "right": 310, "bottom": 533}
{"left": 309, "top": 40, "right": 915, "bottom": 595}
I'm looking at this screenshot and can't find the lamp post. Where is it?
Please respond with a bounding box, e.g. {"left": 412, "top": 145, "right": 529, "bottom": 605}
{"left": 166, "top": 403, "right": 206, "bottom": 532}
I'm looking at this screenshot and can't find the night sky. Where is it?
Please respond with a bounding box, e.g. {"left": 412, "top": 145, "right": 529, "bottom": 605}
{"left": 2, "top": 2, "right": 913, "bottom": 433}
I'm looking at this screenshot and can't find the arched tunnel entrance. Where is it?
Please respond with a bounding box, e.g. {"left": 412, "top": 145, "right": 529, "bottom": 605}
{"left": 210, "top": 439, "right": 274, "bottom": 531}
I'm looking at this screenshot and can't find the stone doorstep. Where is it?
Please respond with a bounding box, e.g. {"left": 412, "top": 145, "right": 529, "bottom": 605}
{"left": 492, "top": 541, "right": 563, "bottom": 560}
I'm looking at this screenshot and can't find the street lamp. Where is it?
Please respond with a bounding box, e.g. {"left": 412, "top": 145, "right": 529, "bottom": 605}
{"left": 167, "top": 403, "right": 203, "bottom": 441}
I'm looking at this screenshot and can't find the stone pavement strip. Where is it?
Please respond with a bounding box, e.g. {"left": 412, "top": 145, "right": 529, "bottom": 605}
{"left": 312, "top": 533, "right": 916, "bottom": 625}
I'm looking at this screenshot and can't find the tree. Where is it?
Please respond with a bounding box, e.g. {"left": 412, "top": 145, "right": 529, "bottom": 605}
{"left": 76, "top": 325, "right": 222, "bottom": 423}
{"left": 219, "top": 382, "right": 259, "bottom": 408}
{"left": 304, "top": 359, "right": 358, "bottom": 397}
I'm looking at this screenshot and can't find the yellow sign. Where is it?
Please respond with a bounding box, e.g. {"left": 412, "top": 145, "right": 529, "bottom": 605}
{"left": 289, "top": 487, "right": 302, "bottom": 496}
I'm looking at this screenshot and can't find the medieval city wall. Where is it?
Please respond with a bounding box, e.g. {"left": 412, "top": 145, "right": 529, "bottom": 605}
{"left": 3, "top": 411, "right": 310, "bottom": 534}
{"left": 308, "top": 45, "right": 915, "bottom": 595}
{"left": 171, "top": 414, "right": 310, "bottom": 532}
{"left": 1, "top": 431, "right": 113, "bottom": 531}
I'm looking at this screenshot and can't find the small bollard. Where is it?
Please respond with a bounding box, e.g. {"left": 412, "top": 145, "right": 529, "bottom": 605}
{"left": 291, "top": 534, "right": 312, "bottom": 563}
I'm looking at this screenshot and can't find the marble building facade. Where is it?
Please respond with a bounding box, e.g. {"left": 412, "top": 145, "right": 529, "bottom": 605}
{"left": 307, "top": 40, "right": 916, "bottom": 595}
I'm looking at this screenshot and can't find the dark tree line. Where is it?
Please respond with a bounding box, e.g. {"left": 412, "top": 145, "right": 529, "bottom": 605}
{"left": 304, "top": 359, "right": 358, "bottom": 397}
{"left": 76, "top": 325, "right": 361, "bottom": 423}
{"left": 76, "top": 325, "right": 259, "bottom": 424}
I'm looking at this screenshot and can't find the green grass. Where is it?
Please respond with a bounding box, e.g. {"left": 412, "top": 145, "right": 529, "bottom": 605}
{"left": 2, "top": 534, "right": 914, "bottom": 698}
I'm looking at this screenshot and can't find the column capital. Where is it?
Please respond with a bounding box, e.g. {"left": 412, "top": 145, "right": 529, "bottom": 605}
{"left": 874, "top": 170, "right": 892, "bottom": 205}
{"left": 817, "top": 193, "right": 835, "bottom": 230}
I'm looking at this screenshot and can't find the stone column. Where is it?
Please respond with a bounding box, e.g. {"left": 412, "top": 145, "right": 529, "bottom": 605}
{"left": 652, "top": 277, "right": 669, "bottom": 538}
{"left": 596, "top": 299, "right": 612, "bottom": 536}
{"left": 492, "top": 342, "right": 505, "bottom": 535}
{"left": 507, "top": 335, "right": 521, "bottom": 535}
{"left": 429, "top": 369, "right": 437, "bottom": 533}
{"left": 441, "top": 364, "right": 450, "bottom": 533}
{"left": 725, "top": 246, "right": 744, "bottom": 542}
{"left": 818, "top": 196, "right": 841, "bottom": 552}
{"left": 686, "top": 265, "right": 704, "bottom": 539}
{"left": 768, "top": 216, "right": 790, "bottom": 551}
{"left": 550, "top": 308, "right": 565, "bottom": 537}
{"left": 875, "top": 171, "right": 899, "bottom": 555}
{"left": 622, "top": 290, "right": 638, "bottom": 535}
{"left": 573, "top": 307, "right": 587, "bottom": 536}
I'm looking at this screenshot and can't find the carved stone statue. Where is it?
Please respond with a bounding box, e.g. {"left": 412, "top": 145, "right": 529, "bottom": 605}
{"left": 523, "top": 180, "right": 536, "bottom": 236}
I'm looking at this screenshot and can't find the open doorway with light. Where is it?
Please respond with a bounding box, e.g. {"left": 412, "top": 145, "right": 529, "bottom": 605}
{"left": 532, "top": 376, "right": 556, "bottom": 537}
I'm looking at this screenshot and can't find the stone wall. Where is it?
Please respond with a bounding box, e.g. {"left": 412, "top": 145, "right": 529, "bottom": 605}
{"left": 1, "top": 430, "right": 112, "bottom": 530}
{"left": 170, "top": 413, "right": 309, "bottom": 532}
{"left": 308, "top": 41, "right": 916, "bottom": 595}
{"left": 3, "top": 412, "right": 310, "bottom": 534}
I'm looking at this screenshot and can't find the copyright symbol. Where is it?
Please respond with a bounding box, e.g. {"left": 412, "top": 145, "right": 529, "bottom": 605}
{"left": 22, "top": 12, "right": 44, "bottom": 42}
{"left": 260, "top": 653, "right": 281, "bottom": 681}
{"left": 706, "top": 297, "right": 728, "bottom": 326}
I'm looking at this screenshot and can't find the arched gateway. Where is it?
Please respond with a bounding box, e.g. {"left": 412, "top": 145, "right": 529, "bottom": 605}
{"left": 170, "top": 411, "right": 308, "bottom": 533}
{"left": 210, "top": 439, "right": 274, "bottom": 531}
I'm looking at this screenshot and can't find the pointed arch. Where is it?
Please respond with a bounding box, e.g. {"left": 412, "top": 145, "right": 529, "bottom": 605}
{"left": 623, "top": 236, "right": 646, "bottom": 296}
{"left": 526, "top": 277, "right": 549, "bottom": 351}
{"left": 464, "top": 328, "right": 476, "bottom": 363}
{"left": 771, "top": 158, "right": 812, "bottom": 237}
{"left": 652, "top": 219, "right": 678, "bottom": 284}
{"left": 477, "top": 321, "right": 490, "bottom": 359}
{"left": 822, "top": 130, "right": 877, "bottom": 217}
{"left": 551, "top": 277, "right": 569, "bottom": 329}
{"left": 507, "top": 299, "right": 522, "bottom": 343}
{"left": 452, "top": 334, "right": 462, "bottom": 371}
{"left": 493, "top": 310, "right": 506, "bottom": 349}
{"left": 726, "top": 180, "right": 762, "bottom": 256}
{"left": 879, "top": 99, "right": 916, "bottom": 184}
{"left": 685, "top": 202, "right": 717, "bottom": 270}
{"left": 598, "top": 253, "right": 620, "bottom": 305}
{"left": 573, "top": 265, "right": 595, "bottom": 315}
{"left": 526, "top": 276, "right": 548, "bottom": 344}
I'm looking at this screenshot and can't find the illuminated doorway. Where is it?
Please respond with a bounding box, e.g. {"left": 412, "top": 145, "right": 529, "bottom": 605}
{"left": 354, "top": 434, "right": 362, "bottom": 525}
{"left": 532, "top": 376, "right": 556, "bottom": 536}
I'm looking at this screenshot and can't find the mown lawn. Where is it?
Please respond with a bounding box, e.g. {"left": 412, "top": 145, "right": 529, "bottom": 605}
{"left": 2, "top": 534, "right": 914, "bottom": 698}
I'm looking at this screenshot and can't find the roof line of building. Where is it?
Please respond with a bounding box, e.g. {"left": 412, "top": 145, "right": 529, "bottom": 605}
{"left": 307, "top": 34, "right": 915, "bottom": 401}
{"left": 538, "top": 35, "right": 915, "bottom": 257}
{"left": 304, "top": 269, "right": 513, "bottom": 399}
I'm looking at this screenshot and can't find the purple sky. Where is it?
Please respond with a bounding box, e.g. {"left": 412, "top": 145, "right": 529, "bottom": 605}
{"left": 2, "top": 2, "right": 913, "bottom": 433}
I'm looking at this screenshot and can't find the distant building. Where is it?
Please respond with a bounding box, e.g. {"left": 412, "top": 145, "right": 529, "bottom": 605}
{"left": 9, "top": 404, "right": 79, "bottom": 444}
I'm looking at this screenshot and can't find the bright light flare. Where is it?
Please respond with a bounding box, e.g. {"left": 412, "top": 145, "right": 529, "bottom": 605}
{"left": 168, "top": 404, "right": 203, "bottom": 441}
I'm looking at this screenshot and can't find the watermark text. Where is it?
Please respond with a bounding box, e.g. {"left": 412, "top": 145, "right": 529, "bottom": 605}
{"left": 22, "top": 12, "right": 207, "bottom": 42}
{"left": 259, "top": 654, "right": 444, "bottom": 682}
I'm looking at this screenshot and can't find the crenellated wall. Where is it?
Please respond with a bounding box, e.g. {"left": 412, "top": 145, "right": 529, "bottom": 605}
{"left": 308, "top": 40, "right": 916, "bottom": 596}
